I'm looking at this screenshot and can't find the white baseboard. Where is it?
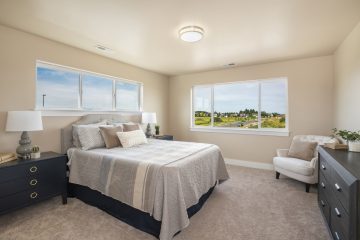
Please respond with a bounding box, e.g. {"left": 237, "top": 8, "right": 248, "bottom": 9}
{"left": 225, "top": 158, "right": 274, "bottom": 171}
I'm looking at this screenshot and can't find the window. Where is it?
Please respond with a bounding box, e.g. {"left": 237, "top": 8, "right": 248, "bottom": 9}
{"left": 193, "top": 86, "right": 212, "bottom": 126}
{"left": 82, "top": 74, "right": 113, "bottom": 110}
{"left": 35, "top": 61, "right": 142, "bottom": 112}
{"left": 115, "top": 81, "right": 141, "bottom": 111}
{"left": 36, "top": 66, "right": 80, "bottom": 109}
{"left": 192, "top": 78, "right": 288, "bottom": 135}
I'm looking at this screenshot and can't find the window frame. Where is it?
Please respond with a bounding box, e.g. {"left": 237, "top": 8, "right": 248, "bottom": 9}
{"left": 190, "top": 77, "right": 289, "bottom": 136}
{"left": 35, "top": 61, "right": 143, "bottom": 116}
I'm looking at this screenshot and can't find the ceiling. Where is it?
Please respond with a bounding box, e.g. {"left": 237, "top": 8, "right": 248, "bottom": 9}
{"left": 0, "top": 0, "right": 359, "bottom": 76}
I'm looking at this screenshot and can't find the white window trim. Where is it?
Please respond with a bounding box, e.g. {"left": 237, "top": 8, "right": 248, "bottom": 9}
{"left": 190, "top": 77, "right": 289, "bottom": 136}
{"left": 35, "top": 60, "right": 143, "bottom": 114}
{"left": 40, "top": 110, "right": 142, "bottom": 117}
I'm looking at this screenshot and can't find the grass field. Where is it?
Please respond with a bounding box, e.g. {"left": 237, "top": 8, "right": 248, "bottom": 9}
{"left": 194, "top": 116, "right": 285, "bottom": 128}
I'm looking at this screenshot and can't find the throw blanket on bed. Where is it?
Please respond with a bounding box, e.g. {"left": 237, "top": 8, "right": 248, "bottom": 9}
{"left": 68, "top": 139, "right": 229, "bottom": 240}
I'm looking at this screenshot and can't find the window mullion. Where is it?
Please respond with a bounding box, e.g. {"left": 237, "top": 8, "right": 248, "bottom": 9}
{"left": 113, "top": 80, "right": 116, "bottom": 110}
{"left": 258, "top": 82, "right": 261, "bottom": 129}
{"left": 79, "top": 74, "right": 83, "bottom": 110}
{"left": 211, "top": 86, "right": 214, "bottom": 127}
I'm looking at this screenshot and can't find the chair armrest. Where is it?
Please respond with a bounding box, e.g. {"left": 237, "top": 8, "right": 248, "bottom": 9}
{"left": 310, "top": 157, "right": 318, "bottom": 169}
{"left": 277, "top": 149, "right": 289, "bottom": 157}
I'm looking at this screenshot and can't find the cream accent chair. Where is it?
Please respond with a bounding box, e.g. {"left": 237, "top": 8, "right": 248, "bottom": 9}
{"left": 273, "top": 135, "right": 338, "bottom": 192}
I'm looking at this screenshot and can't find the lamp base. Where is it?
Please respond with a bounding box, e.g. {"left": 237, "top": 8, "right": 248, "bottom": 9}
{"left": 145, "top": 123, "right": 152, "bottom": 138}
{"left": 16, "top": 131, "right": 32, "bottom": 159}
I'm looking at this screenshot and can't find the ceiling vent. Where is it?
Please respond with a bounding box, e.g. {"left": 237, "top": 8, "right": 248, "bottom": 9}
{"left": 95, "top": 44, "right": 114, "bottom": 54}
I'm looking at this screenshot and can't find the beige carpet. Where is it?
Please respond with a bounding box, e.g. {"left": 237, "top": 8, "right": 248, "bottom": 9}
{"left": 0, "top": 165, "right": 330, "bottom": 240}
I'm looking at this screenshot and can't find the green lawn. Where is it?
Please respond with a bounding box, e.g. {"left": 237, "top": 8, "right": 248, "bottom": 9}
{"left": 195, "top": 116, "right": 285, "bottom": 128}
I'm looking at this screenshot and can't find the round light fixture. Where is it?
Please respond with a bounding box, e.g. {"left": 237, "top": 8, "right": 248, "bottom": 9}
{"left": 179, "top": 26, "right": 204, "bottom": 43}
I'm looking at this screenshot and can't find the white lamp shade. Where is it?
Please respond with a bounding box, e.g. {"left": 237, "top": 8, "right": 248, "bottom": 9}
{"left": 6, "top": 111, "right": 43, "bottom": 132}
{"left": 142, "top": 112, "right": 157, "bottom": 124}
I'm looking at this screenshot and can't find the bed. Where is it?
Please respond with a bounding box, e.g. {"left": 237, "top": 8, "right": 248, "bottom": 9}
{"left": 61, "top": 113, "right": 229, "bottom": 240}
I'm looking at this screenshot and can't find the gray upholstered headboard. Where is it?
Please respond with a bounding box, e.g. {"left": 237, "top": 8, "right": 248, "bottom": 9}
{"left": 61, "top": 113, "right": 142, "bottom": 154}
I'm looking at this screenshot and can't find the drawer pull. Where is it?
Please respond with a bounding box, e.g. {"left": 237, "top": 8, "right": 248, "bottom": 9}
{"left": 29, "top": 179, "right": 38, "bottom": 186}
{"left": 335, "top": 207, "right": 341, "bottom": 217}
{"left": 30, "top": 192, "right": 38, "bottom": 199}
{"left": 320, "top": 200, "right": 325, "bottom": 207}
{"left": 335, "top": 183, "right": 341, "bottom": 191}
{"left": 29, "top": 166, "right": 38, "bottom": 173}
{"left": 334, "top": 231, "right": 340, "bottom": 240}
{"left": 321, "top": 182, "right": 325, "bottom": 188}
{"left": 321, "top": 164, "right": 326, "bottom": 170}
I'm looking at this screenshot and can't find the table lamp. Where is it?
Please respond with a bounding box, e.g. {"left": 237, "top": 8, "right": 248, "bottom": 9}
{"left": 6, "top": 111, "right": 43, "bottom": 159}
{"left": 142, "top": 112, "right": 157, "bottom": 138}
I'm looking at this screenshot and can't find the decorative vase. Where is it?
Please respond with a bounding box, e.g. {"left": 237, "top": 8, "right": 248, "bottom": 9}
{"left": 31, "top": 152, "right": 41, "bottom": 159}
{"left": 348, "top": 141, "right": 360, "bottom": 152}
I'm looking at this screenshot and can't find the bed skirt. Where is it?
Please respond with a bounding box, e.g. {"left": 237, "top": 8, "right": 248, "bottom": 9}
{"left": 68, "top": 182, "right": 216, "bottom": 239}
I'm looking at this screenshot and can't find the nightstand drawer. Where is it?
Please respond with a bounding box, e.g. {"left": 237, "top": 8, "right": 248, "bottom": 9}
{"left": 330, "top": 199, "right": 350, "bottom": 240}
{"left": 319, "top": 172, "right": 329, "bottom": 192}
{"left": 0, "top": 177, "right": 38, "bottom": 198}
{"left": 319, "top": 155, "right": 332, "bottom": 181}
{"left": 0, "top": 156, "right": 65, "bottom": 184}
{"left": 0, "top": 186, "right": 59, "bottom": 214}
{"left": 318, "top": 187, "right": 330, "bottom": 224}
{"left": 0, "top": 170, "right": 64, "bottom": 199}
{"left": 331, "top": 169, "right": 351, "bottom": 213}
{"left": 0, "top": 163, "right": 40, "bottom": 183}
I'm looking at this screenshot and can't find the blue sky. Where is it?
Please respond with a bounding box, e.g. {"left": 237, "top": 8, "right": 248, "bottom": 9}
{"left": 37, "top": 67, "right": 139, "bottom": 110}
{"left": 194, "top": 81, "right": 287, "bottom": 114}
{"left": 37, "top": 67, "right": 79, "bottom": 108}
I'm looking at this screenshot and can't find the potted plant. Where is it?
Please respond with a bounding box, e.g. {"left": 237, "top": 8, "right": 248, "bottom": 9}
{"left": 31, "top": 145, "right": 41, "bottom": 159}
{"left": 332, "top": 128, "right": 360, "bottom": 152}
{"left": 155, "top": 125, "right": 160, "bottom": 135}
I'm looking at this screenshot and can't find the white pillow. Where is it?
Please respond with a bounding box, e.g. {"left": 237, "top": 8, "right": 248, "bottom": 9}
{"left": 77, "top": 125, "right": 106, "bottom": 150}
{"left": 72, "top": 120, "right": 107, "bottom": 148}
{"left": 116, "top": 130, "right": 148, "bottom": 148}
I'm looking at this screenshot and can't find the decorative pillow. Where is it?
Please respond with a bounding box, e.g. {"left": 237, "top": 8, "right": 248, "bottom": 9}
{"left": 72, "top": 121, "right": 107, "bottom": 148}
{"left": 116, "top": 130, "right": 147, "bottom": 148}
{"left": 99, "top": 126, "right": 123, "bottom": 149}
{"left": 288, "top": 140, "right": 318, "bottom": 161}
{"left": 123, "top": 123, "right": 141, "bottom": 132}
{"left": 77, "top": 125, "right": 106, "bottom": 150}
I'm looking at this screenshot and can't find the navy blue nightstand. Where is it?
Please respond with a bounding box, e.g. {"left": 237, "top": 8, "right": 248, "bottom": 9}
{"left": 154, "top": 135, "right": 174, "bottom": 141}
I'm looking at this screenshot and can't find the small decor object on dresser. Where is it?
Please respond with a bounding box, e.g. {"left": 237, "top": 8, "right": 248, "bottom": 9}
{"left": 0, "top": 153, "right": 17, "bottom": 164}
{"left": 332, "top": 128, "right": 360, "bottom": 152}
{"left": 31, "top": 145, "right": 40, "bottom": 159}
{"left": 155, "top": 125, "right": 160, "bottom": 135}
{"left": 0, "top": 152, "right": 67, "bottom": 216}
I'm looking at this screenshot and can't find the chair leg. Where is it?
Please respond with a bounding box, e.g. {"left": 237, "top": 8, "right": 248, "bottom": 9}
{"left": 276, "top": 171, "right": 280, "bottom": 179}
{"left": 305, "top": 183, "right": 310, "bottom": 193}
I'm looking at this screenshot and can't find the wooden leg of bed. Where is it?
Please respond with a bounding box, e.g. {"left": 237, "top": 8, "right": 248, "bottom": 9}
{"left": 305, "top": 183, "right": 310, "bottom": 193}
{"left": 275, "top": 171, "right": 280, "bottom": 179}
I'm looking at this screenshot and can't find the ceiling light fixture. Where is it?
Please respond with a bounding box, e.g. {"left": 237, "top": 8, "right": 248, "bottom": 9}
{"left": 179, "top": 26, "right": 204, "bottom": 43}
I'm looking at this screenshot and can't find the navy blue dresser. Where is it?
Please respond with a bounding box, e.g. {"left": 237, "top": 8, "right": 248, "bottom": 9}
{"left": 0, "top": 152, "right": 67, "bottom": 215}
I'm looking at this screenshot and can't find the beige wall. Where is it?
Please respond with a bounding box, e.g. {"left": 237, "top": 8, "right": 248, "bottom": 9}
{"left": 169, "top": 56, "right": 334, "bottom": 163}
{"left": 334, "top": 22, "right": 360, "bottom": 130}
{"left": 0, "top": 24, "right": 169, "bottom": 153}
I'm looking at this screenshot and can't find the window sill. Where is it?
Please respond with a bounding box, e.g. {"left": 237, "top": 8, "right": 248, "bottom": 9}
{"left": 190, "top": 127, "right": 290, "bottom": 136}
{"left": 38, "top": 109, "right": 141, "bottom": 117}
